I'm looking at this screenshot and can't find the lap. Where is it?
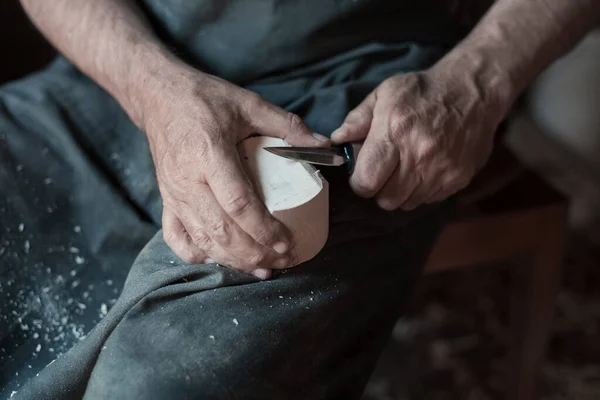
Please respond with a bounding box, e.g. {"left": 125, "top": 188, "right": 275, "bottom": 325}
{"left": 20, "top": 191, "right": 448, "bottom": 400}
{"left": 8, "top": 44, "right": 450, "bottom": 399}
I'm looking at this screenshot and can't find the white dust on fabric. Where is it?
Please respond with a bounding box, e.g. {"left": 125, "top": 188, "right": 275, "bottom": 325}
{"left": 0, "top": 233, "right": 121, "bottom": 393}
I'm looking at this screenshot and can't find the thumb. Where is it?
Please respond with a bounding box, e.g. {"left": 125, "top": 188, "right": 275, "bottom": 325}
{"left": 330, "top": 91, "right": 376, "bottom": 144}
{"left": 249, "top": 100, "right": 331, "bottom": 147}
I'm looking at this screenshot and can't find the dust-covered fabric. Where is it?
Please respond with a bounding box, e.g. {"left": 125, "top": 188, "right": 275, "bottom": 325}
{"left": 1, "top": 1, "right": 458, "bottom": 398}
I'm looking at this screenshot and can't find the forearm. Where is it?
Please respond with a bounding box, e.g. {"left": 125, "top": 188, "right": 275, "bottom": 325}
{"left": 435, "top": 0, "right": 600, "bottom": 111}
{"left": 19, "top": 0, "right": 182, "bottom": 127}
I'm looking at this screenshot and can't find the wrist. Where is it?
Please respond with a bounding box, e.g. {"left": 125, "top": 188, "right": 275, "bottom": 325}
{"left": 115, "top": 43, "right": 185, "bottom": 130}
{"left": 430, "top": 46, "right": 517, "bottom": 117}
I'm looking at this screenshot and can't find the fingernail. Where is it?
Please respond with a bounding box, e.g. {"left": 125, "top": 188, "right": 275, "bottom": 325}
{"left": 273, "top": 258, "right": 289, "bottom": 268}
{"left": 312, "top": 132, "right": 330, "bottom": 142}
{"left": 330, "top": 128, "right": 342, "bottom": 142}
{"left": 252, "top": 268, "right": 271, "bottom": 280}
{"left": 203, "top": 258, "right": 215, "bottom": 264}
{"left": 272, "top": 241, "right": 288, "bottom": 254}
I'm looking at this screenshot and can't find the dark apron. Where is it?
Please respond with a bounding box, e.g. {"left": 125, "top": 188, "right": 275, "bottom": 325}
{"left": 1, "top": 1, "right": 460, "bottom": 398}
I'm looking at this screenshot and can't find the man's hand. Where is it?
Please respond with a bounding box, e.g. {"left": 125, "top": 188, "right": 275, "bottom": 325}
{"left": 143, "top": 68, "right": 330, "bottom": 278}
{"left": 21, "top": 0, "right": 599, "bottom": 272}
{"left": 331, "top": 68, "right": 506, "bottom": 211}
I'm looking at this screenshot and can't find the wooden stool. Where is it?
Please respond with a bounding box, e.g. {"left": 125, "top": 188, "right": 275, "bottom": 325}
{"left": 424, "top": 146, "right": 568, "bottom": 400}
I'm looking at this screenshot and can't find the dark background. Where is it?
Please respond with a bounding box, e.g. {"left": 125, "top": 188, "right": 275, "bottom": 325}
{"left": 0, "top": 1, "right": 55, "bottom": 84}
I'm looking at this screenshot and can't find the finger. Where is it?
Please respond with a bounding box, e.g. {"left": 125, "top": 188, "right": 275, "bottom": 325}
{"left": 375, "top": 164, "right": 419, "bottom": 211}
{"left": 423, "top": 176, "right": 446, "bottom": 204}
{"left": 178, "top": 179, "right": 292, "bottom": 269}
{"left": 425, "top": 186, "right": 446, "bottom": 204}
{"left": 199, "top": 240, "right": 273, "bottom": 279}
{"left": 426, "top": 185, "right": 453, "bottom": 204}
{"left": 427, "top": 176, "right": 470, "bottom": 204}
{"left": 164, "top": 209, "right": 273, "bottom": 279}
{"left": 162, "top": 207, "right": 207, "bottom": 264}
{"left": 251, "top": 268, "right": 272, "bottom": 280}
{"left": 249, "top": 100, "right": 331, "bottom": 147}
{"left": 331, "top": 91, "right": 377, "bottom": 144}
{"left": 349, "top": 114, "right": 398, "bottom": 198}
{"left": 400, "top": 174, "right": 432, "bottom": 211}
{"left": 206, "top": 146, "right": 296, "bottom": 259}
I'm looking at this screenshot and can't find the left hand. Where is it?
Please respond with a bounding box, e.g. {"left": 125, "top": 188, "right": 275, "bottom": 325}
{"left": 331, "top": 67, "right": 509, "bottom": 210}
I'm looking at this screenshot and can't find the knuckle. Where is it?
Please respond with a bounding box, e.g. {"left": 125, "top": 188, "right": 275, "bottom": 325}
{"left": 253, "top": 226, "right": 278, "bottom": 246}
{"left": 247, "top": 252, "right": 267, "bottom": 266}
{"left": 162, "top": 229, "right": 180, "bottom": 248}
{"left": 207, "top": 220, "right": 231, "bottom": 246}
{"left": 222, "top": 189, "right": 253, "bottom": 217}
{"left": 373, "top": 141, "right": 393, "bottom": 162}
{"left": 189, "top": 227, "right": 211, "bottom": 249}
{"left": 195, "top": 141, "right": 211, "bottom": 163}
{"left": 245, "top": 92, "right": 266, "bottom": 114}
{"left": 388, "top": 110, "right": 413, "bottom": 136}
{"left": 352, "top": 177, "right": 379, "bottom": 198}
{"left": 286, "top": 112, "right": 306, "bottom": 133}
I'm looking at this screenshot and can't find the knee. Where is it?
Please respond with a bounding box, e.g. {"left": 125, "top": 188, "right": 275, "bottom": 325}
{"left": 85, "top": 292, "right": 285, "bottom": 399}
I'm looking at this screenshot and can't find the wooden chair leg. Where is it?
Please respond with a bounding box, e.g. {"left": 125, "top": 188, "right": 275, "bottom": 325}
{"left": 509, "top": 208, "right": 567, "bottom": 400}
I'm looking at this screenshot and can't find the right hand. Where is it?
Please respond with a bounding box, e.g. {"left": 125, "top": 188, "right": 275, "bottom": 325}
{"left": 141, "top": 66, "right": 330, "bottom": 279}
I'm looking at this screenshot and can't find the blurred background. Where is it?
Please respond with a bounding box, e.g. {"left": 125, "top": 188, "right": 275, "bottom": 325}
{"left": 1, "top": 2, "right": 599, "bottom": 399}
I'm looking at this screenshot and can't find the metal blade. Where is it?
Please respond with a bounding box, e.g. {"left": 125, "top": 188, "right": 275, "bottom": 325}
{"left": 264, "top": 147, "right": 347, "bottom": 166}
